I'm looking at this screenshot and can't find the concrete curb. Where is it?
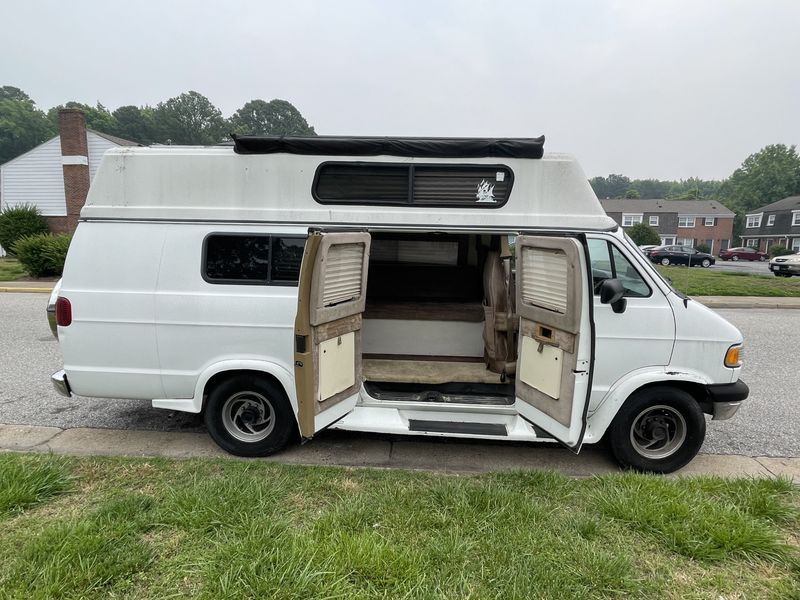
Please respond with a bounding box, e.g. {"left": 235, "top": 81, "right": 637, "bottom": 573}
{"left": 0, "top": 287, "right": 53, "bottom": 294}
{"left": 696, "top": 296, "right": 800, "bottom": 309}
{"left": 1, "top": 424, "right": 797, "bottom": 480}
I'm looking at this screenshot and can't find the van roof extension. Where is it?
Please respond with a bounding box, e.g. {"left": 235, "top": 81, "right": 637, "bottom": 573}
{"left": 82, "top": 138, "right": 617, "bottom": 232}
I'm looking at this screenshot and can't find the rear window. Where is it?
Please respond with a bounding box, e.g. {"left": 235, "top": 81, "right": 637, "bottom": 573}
{"left": 313, "top": 162, "right": 513, "bottom": 208}
{"left": 203, "top": 234, "right": 305, "bottom": 285}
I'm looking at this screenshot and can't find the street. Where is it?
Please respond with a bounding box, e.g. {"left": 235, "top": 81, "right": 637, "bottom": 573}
{"left": 1, "top": 292, "right": 798, "bottom": 458}
{"left": 709, "top": 260, "right": 774, "bottom": 275}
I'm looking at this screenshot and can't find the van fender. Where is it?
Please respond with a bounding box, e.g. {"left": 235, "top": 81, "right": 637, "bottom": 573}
{"left": 151, "top": 359, "right": 297, "bottom": 415}
{"left": 584, "top": 366, "right": 712, "bottom": 442}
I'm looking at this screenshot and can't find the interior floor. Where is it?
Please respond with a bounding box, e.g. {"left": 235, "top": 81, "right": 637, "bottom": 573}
{"left": 363, "top": 358, "right": 506, "bottom": 385}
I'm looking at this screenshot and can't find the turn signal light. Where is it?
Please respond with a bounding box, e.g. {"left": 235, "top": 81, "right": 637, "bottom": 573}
{"left": 55, "top": 297, "right": 72, "bottom": 327}
{"left": 724, "top": 345, "right": 742, "bottom": 368}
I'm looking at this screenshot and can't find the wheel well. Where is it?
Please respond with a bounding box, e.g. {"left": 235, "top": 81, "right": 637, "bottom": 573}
{"left": 202, "top": 369, "right": 288, "bottom": 411}
{"left": 630, "top": 380, "right": 711, "bottom": 413}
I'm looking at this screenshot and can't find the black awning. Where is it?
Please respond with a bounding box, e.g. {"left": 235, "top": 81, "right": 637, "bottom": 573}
{"left": 231, "top": 134, "right": 545, "bottom": 159}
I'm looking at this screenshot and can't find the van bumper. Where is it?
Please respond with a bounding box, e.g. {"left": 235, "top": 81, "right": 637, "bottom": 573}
{"left": 51, "top": 370, "right": 72, "bottom": 398}
{"left": 706, "top": 379, "right": 748, "bottom": 420}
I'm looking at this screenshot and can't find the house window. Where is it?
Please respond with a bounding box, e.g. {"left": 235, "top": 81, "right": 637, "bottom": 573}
{"left": 793, "top": 212, "right": 800, "bottom": 226}
{"left": 649, "top": 216, "right": 659, "bottom": 226}
{"left": 745, "top": 214, "right": 762, "bottom": 228}
{"left": 791, "top": 238, "right": 800, "bottom": 251}
{"left": 622, "top": 213, "right": 643, "bottom": 227}
{"left": 676, "top": 237, "right": 694, "bottom": 247}
{"left": 678, "top": 216, "right": 695, "bottom": 228}
{"left": 745, "top": 239, "right": 758, "bottom": 248}
{"left": 767, "top": 214, "right": 775, "bottom": 226}
{"left": 203, "top": 234, "right": 306, "bottom": 285}
{"left": 704, "top": 217, "right": 715, "bottom": 226}
{"left": 660, "top": 236, "right": 675, "bottom": 245}
{"left": 313, "top": 162, "right": 513, "bottom": 207}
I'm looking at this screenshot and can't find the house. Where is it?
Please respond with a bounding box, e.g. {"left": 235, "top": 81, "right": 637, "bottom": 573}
{"left": 0, "top": 109, "right": 137, "bottom": 254}
{"left": 742, "top": 196, "right": 800, "bottom": 253}
{"left": 599, "top": 198, "right": 734, "bottom": 253}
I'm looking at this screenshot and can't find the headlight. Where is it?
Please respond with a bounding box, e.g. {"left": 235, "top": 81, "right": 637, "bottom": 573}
{"left": 724, "top": 344, "right": 743, "bottom": 368}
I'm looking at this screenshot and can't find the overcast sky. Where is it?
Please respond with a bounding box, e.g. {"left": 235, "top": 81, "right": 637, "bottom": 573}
{"left": 2, "top": 0, "right": 798, "bottom": 180}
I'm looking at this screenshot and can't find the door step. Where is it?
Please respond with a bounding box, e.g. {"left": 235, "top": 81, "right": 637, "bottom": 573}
{"left": 408, "top": 419, "right": 508, "bottom": 436}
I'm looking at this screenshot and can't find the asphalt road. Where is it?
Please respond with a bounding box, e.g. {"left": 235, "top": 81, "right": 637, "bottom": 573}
{"left": 709, "top": 260, "right": 773, "bottom": 275}
{"left": 1, "top": 293, "right": 798, "bottom": 457}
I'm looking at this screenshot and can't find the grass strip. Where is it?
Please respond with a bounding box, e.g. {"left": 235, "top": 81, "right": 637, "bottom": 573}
{"left": 0, "top": 258, "right": 26, "bottom": 281}
{"left": 657, "top": 265, "right": 800, "bottom": 296}
{"left": 0, "top": 455, "right": 797, "bottom": 599}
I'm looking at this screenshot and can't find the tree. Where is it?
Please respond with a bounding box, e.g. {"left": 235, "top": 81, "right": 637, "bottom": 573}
{"left": 47, "top": 101, "right": 118, "bottom": 134}
{"left": 152, "top": 91, "right": 227, "bottom": 145}
{"left": 111, "top": 105, "right": 156, "bottom": 144}
{"left": 0, "top": 94, "right": 55, "bottom": 164}
{"left": 0, "top": 86, "right": 33, "bottom": 103}
{"left": 626, "top": 223, "right": 661, "bottom": 246}
{"left": 589, "top": 174, "right": 631, "bottom": 198}
{"left": 624, "top": 188, "right": 640, "bottom": 198}
{"left": 230, "top": 99, "right": 316, "bottom": 136}
{"left": 720, "top": 144, "right": 800, "bottom": 214}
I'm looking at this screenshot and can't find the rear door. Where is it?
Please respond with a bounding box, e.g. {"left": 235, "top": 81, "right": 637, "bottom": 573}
{"left": 514, "top": 235, "right": 593, "bottom": 449}
{"left": 294, "top": 231, "right": 371, "bottom": 438}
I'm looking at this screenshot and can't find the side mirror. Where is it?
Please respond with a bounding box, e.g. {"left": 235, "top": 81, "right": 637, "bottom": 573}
{"left": 599, "top": 278, "right": 627, "bottom": 314}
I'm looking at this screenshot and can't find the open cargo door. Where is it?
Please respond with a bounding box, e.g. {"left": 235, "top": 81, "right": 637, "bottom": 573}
{"left": 294, "top": 231, "right": 371, "bottom": 439}
{"left": 514, "top": 236, "right": 593, "bottom": 450}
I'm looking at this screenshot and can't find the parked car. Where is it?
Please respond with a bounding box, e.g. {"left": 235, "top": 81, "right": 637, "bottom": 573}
{"left": 718, "top": 247, "right": 768, "bottom": 262}
{"left": 769, "top": 252, "right": 800, "bottom": 277}
{"left": 648, "top": 245, "right": 715, "bottom": 267}
{"left": 638, "top": 245, "right": 658, "bottom": 254}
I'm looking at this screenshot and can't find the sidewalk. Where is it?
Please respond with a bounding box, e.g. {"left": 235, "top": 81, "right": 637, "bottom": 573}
{"left": 1, "top": 423, "right": 798, "bottom": 480}
{"left": 3, "top": 282, "right": 799, "bottom": 308}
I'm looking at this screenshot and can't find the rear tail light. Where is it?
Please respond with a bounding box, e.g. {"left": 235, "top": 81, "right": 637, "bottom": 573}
{"left": 55, "top": 297, "right": 72, "bottom": 327}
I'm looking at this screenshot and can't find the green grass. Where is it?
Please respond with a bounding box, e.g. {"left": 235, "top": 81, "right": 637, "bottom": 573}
{"left": 657, "top": 265, "right": 800, "bottom": 296}
{"left": 0, "top": 456, "right": 797, "bottom": 599}
{"left": 0, "top": 258, "right": 26, "bottom": 281}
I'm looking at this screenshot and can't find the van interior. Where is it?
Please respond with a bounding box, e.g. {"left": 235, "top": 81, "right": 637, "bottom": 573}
{"left": 361, "top": 232, "right": 517, "bottom": 406}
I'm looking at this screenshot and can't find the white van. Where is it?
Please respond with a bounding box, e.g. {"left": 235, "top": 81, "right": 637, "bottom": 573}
{"left": 50, "top": 136, "right": 748, "bottom": 473}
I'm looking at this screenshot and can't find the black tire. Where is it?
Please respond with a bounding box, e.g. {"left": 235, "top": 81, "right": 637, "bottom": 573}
{"left": 607, "top": 386, "right": 706, "bottom": 474}
{"left": 660, "top": 257, "right": 670, "bottom": 266}
{"left": 204, "top": 373, "right": 296, "bottom": 457}
{"left": 701, "top": 258, "right": 711, "bottom": 268}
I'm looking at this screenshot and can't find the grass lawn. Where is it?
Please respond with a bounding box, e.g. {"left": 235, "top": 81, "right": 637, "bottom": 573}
{"left": 0, "top": 257, "right": 26, "bottom": 281}
{"left": 657, "top": 265, "right": 800, "bottom": 297}
{"left": 0, "top": 454, "right": 798, "bottom": 599}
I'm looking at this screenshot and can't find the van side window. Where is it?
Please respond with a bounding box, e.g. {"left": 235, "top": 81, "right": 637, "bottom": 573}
{"left": 313, "top": 162, "right": 513, "bottom": 208}
{"left": 587, "top": 239, "right": 651, "bottom": 298}
{"left": 204, "top": 234, "right": 306, "bottom": 285}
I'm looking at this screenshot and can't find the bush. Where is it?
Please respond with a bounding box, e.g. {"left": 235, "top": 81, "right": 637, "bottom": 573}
{"left": 769, "top": 245, "right": 795, "bottom": 257}
{"left": 12, "top": 234, "right": 71, "bottom": 277}
{"left": 695, "top": 243, "right": 711, "bottom": 253}
{"left": 0, "top": 205, "right": 49, "bottom": 256}
{"left": 626, "top": 223, "right": 661, "bottom": 246}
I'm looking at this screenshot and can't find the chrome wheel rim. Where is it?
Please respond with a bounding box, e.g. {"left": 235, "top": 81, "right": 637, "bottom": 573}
{"left": 702, "top": 259, "right": 710, "bottom": 267}
{"left": 221, "top": 391, "right": 276, "bottom": 442}
{"left": 661, "top": 258, "right": 669, "bottom": 265}
{"left": 630, "top": 405, "right": 687, "bottom": 459}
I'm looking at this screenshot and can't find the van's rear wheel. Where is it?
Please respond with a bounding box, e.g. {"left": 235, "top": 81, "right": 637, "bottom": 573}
{"left": 205, "top": 374, "right": 295, "bottom": 457}
{"left": 607, "top": 386, "right": 705, "bottom": 474}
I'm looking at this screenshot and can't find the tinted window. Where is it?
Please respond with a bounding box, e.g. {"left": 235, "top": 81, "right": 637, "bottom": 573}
{"left": 205, "top": 235, "right": 270, "bottom": 282}
{"left": 314, "top": 162, "right": 513, "bottom": 207}
{"left": 204, "top": 234, "right": 306, "bottom": 285}
{"left": 271, "top": 237, "right": 305, "bottom": 282}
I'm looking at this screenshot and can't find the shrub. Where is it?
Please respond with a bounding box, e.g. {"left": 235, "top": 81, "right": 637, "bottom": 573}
{"left": 0, "top": 205, "right": 49, "bottom": 256}
{"left": 626, "top": 223, "right": 661, "bottom": 246}
{"left": 769, "top": 245, "right": 795, "bottom": 257}
{"left": 695, "top": 243, "right": 711, "bottom": 253}
{"left": 12, "top": 234, "right": 71, "bottom": 277}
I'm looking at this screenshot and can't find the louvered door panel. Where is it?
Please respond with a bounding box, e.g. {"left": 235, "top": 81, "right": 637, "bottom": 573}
{"left": 322, "top": 243, "right": 365, "bottom": 307}
{"left": 520, "top": 247, "right": 568, "bottom": 314}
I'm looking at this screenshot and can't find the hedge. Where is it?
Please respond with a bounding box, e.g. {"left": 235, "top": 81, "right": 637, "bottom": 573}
{"left": 12, "top": 234, "right": 71, "bottom": 277}
{"left": 0, "top": 204, "right": 49, "bottom": 255}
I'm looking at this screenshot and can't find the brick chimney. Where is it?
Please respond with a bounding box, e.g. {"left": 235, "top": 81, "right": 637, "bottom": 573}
{"left": 58, "top": 109, "right": 91, "bottom": 233}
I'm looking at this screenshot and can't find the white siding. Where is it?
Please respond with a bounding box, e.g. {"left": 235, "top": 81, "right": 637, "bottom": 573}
{"left": 87, "top": 131, "right": 120, "bottom": 181}
{"left": 0, "top": 137, "right": 66, "bottom": 216}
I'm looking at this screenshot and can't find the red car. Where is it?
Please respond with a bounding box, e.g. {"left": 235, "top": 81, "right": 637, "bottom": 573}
{"left": 718, "top": 247, "right": 768, "bottom": 261}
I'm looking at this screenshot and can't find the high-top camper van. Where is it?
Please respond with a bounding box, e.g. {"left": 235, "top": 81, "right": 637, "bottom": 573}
{"left": 50, "top": 136, "right": 748, "bottom": 473}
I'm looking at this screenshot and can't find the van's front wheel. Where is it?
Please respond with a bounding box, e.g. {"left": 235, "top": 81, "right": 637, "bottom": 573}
{"left": 204, "top": 374, "right": 295, "bottom": 457}
{"left": 608, "top": 386, "right": 705, "bottom": 473}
